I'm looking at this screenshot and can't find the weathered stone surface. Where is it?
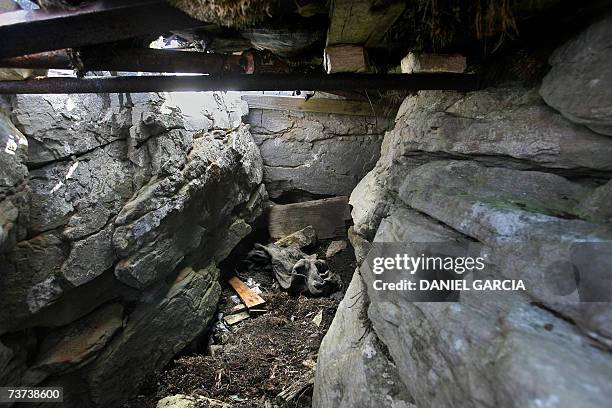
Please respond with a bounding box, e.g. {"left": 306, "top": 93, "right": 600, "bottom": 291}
{"left": 87, "top": 264, "right": 221, "bottom": 408}
{"left": 22, "top": 303, "right": 123, "bottom": 385}
{"left": 540, "top": 14, "right": 612, "bottom": 136}
{"left": 11, "top": 94, "right": 131, "bottom": 165}
{"left": 246, "top": 108, "right": 389, "bottom": 198}
{"left": 0, "top": 91, "right": 266, "bottom": 407}
{"left": 313, "top": 270, "right": 414, "bottom": 408}
{"left": 397, "top": 160, "right": 612, "bottom": 339}
{"left": 113, "top": 125, "right": 262, "bottom": 290}
{"left": 390, "top": 87, "right": 612, "bottom": 174}
{"left": 575, "top": 179, "right": 612, "bottom": 224}
{"left": 0, "top": 111, "right": 29, "bottom": 253}
{"left": 317, "top": 83, "right": 612, "bottom": 407}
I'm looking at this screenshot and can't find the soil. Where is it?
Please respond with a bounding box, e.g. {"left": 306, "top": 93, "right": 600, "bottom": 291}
{"left": 124, "top": 239, "right": 355, "bottom": 408}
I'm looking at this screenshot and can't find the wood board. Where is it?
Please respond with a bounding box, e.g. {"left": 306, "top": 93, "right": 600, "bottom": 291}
{"left": 268, "top": 196, "right": 351, "bottom": 240}
{"left": 228, "top": 276, "right": 266, "bottom": 309}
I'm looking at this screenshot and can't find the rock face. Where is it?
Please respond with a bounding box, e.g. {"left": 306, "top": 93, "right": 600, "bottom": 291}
{"left": 0, "top": 92, "right": 265, "bottom": 407}
{"left": 315, "top": 53, "right": 612, "bottom": 407}
{"left": 245, "top": 107, "right": 390, "bottom": 200}
{"left": 540, "top": 14, "right": 612, "bottom": 136}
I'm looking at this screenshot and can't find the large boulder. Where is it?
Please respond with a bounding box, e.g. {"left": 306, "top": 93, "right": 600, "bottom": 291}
{"left": 315, "top": 82, "right": 612, "bottom": 407}
{"left": 540, "top": 14, "right": 612, "bottom": 136}
{"left": 0, "top": 91, "right": 266, "bottom": 407}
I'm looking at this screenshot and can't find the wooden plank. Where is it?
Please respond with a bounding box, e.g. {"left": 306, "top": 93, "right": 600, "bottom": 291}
{"left": 242, "top": 95, "right": 386, "bottom": 117}
{"left": 268, "top": 196, "right": 351, "bottom": 240}
{"left": 327, "top": 0, "right": 406, "bottom": 47}
{"left": 224, "top": 311, "right": 250, "bottom": 326}
{"left": 324, "top": 45, "right": 369, "bottom": 73}
{"left": 401, "top": 53, "right": 467, "bottom": 74}
{"left": 228, "top": 276, "right": 266, "bottom": 309}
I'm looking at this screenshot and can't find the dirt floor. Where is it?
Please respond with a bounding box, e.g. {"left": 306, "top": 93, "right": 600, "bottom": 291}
{"left": 124, "top": 239, "right": 355, "bottom": 408}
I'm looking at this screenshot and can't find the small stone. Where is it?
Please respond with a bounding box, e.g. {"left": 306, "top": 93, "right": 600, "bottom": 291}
{"left": 275, "top": 225, "right": 317, "bottom": 249}
{"left": 325, "top": 240, "right": 347, "bottom": 258}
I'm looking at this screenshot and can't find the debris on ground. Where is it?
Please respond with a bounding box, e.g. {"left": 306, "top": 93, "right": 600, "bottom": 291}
{"left": 228, "top": 276, "right": 266, "bottom": 308}
{"left": 276, "top": 368, "right": 316, "bottom": 405}
{"left": 130, "top": 291, "right": 339, "bottom": 408}
{"left": 125, "top": 227, "right": 356, "bottom": 408}
{"left": 244, "top": 226, "right": 342, "bottom": 297}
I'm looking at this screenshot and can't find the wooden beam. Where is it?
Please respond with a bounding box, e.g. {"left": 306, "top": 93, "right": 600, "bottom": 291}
{"left": 242, "top": 95, "right": 388, "bottom": 117}
{"left": 0, "top": 48, "right": 250, "bottom": 74}
{"left": 327, "top": 0, "right": 406, "bottom": 47}
{"left": 324, "top": 45, "right": 369, "bottom": 73}
{"left": 401, "top": 53, "right": 467, "bottom": 74}
{"left": 0, "top": 0, "right": 202, "bottom": 59}
{"left": 228, "top": 276, "right": 266, "bottom": 309}
{"left": 268, "top": 197, "right": 351, "bottom": 240}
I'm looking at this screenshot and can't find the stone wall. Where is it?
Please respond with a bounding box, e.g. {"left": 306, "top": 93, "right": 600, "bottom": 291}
{"left": 314, "top": 15, "right": 612, "bottom": 408}
{"left": 245, "top": 106, "right": 391, "bottom": 200}
{"left": 0, "top": 91, "right": 266, "bottom": 407}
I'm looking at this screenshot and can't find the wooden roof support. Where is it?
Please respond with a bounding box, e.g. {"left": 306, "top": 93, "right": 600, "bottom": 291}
{"left": 0, "top": 73, "right": 480, "bottom": 94}
{"left": 0, "top": 49, "right": 252, "bottom": 74}
{"left": 0, "top": 0, "right": 202, "bottom": 59}
{"left": 326, "top": 0, "right": 406, "bottom": 47}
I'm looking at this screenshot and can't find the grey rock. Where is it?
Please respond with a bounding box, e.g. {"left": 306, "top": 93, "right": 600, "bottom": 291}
{"left": 389, "top": 87, "right": 612, "bottom": 174}
{"left": 0, "top": 92, "right": 265, "bottom": 408}
{"left": 246, "top": 108, "right": 389, "bottom": 198}
{"left": 22, "top": 303, "right": 123, "bottom": 385}
{"left": 0, "top": 233, "right": 66, "bottom": 332}
{"left": 275, "top": 225, "right": 317, "bottom": 249}
{"left": 313, "top": 270, "right": 414, "bottom": 408}
{"left": 0, "top": 341, "right": 13, "bottom": 374}
{"left": 11, "top": 94, "right": 131, "bottom": 164}
{"left": 360, "top": 207, "right": 612, "bottom": 408}
{"left": 575, "top": 179, "right": 612, "bottom": 224}
{"left": 61, "top": 228, "right": 115, "bottom": 287}
{"left": 540, "top": 14, "right": 612, "bottom": 136}
{"left": 0, "top": 112, "right": 29, "bottom": 253}
{"left": 398, "top": 160, "right": 612, "bottom": 339}
{"left": 323, "top": 84, "right": 612, "bottom": 407}
{"left": 87, "top": 264, "right": 221, "bottom": 408}
{"left": 113, "top": 126, "right": 262, "bottom": 290}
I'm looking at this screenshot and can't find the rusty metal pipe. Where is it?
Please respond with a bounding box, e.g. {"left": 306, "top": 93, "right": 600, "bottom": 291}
{"left": 0, "top": 73, "right": 479, "bottom": 94}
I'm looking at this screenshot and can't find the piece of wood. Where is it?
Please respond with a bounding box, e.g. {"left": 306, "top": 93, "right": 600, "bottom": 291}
{"left": 224, "top": 311, "right": 250, "bottom": 326}
{"left": 226, "top": 304, "right": 247, "bottom": 315}
{"left": 268, "top": 197, "right": 351, "bottom": 240}
{"left": 327, "top": 0, "right": 406, "bottom": 47}
{"left": 276, "top": 369, "right": 315, "bottom": 403}
{"left": 324, "top": 45, "right": 369, "bottom": 73}
{"left": 401, "top": 53, "right": 467, "bottom": 74}
{"left": 228, "top": 276, "right": 266, "bottom": 309}
{"left": 242, "top": 94, "right": 387, "bottom": 117}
